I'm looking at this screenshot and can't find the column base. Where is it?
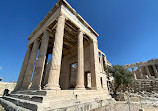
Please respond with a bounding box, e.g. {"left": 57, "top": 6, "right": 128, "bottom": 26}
{"left": 90, "top": 87, "right": 97, "bottom": 90}
{"left": 29, "top": 86, "right": 41, "bottom": 90}
{"left": 75, "top": 86, "right": 86, "bottom": 90}
{"left": 19, "top": 87, "right": 29, "bottom": 91}
{"left": 43, "top": 84, "right": 61, "bottom": 90}
{"left": 12, "top": 87, "right": 20, "bottom": 93}
{"left": 91, "top": 87, "right": 102, "bottom": 90}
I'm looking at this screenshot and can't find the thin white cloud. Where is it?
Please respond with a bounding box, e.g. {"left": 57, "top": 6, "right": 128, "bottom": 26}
{"left": 0, "top": 66, "right": 2, "bottom": 70}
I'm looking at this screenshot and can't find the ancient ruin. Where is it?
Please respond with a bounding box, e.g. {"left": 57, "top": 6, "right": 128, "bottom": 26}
{"left": 0, "top": 0, "right": 114, "bottom": 110}
{"left": 124, "top": 59, "right": 158, "bottom": 92}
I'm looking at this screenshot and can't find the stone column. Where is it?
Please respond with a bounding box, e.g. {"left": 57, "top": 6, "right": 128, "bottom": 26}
{"left": 100, "top": 53, "right": 104, "bottom": 72}
{"left": 138, "top": 66, "right": 143, "bottom": 77}
{"left": 145, "top": 65, "right": 151, "bottom": 77}
{"left": 14, "top": 46, "right": 32, "bottom": 91}
{"left": 41, "top": 53, "right": 48, "bottom": 88}
{"left": 75, "top": 30, "right": 85, "bottom": 90}
{"left": 21, "top": 39, "right": 40, "bottom": 90}
{"left": 43, "top": 60, "right": 50, "bottom": 86}
{"left": 44, "top": 14, "right": 65, "bottom": 90}
{"left": 90, "top": 40, "right": 101, "bottom": 90}
{"left": 59, "top": 56, "right": 70, "bottom": 89}
{"left": 152, "top": 64, "right": 158, "bottom": 78}
{"left": 132, "top": 68, "right": 137, "bottom": 80}
{"left": 30, "top": 30, "right": 50, "bottom": 90}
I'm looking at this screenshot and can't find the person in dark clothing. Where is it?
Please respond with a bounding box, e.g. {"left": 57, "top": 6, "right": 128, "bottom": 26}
{"left": 3, "top": 89, "right": 9, "bottom": 96}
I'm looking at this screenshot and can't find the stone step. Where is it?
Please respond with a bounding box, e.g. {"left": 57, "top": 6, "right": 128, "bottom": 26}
{"left": 77, "top": 93, "right": 106, "bottom": 99}
{"left": 77, "top": 94, "right": 110, "bottom": 101}
{"left": 43, "top": 94, "right": 76, "bottom": 102}
{"left": 9, "top": 93, "right": 76, "bottom": 103}
{"left": 0, "top": 98, "right": 31, "bottom": 111}
{"left": 13, "top": 90, "right": 47, "bottom": 96}
{"left": 73, "top": 90, "right": 105, "bottom": 95}
{"left": 13, "top": 90, "right": 106, "bottom": 97}
{"left": 10, "top": 91, "right": 106, "bottom": 102}
{"left": 10, "top": 90, "right": 107, "bottom": 102}
{"left": 2, "top": 96, "right": 41, "bottom": 111}
{"left": 9, "top": 94, "right": 44, "bottom": 103}
{"left": 74, "top": 91, "right": 106, "bottom": 97}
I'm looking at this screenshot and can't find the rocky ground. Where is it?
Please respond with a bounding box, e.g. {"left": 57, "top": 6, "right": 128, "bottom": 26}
{"left": 0, "top": 102, "right": 157, "bottom": 111}
{"left": 0, "top": 104, "right": 5, "bottom": 111}
{"left": 93, "top": 91, "right": 158, "bottom": 111}
{"left": 93, "top": 101, "right": 158, "bottom": 111}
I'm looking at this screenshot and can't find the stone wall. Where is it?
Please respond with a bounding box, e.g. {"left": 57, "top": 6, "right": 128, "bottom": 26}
{"left": 111, "top": 78, "right": 158, "bottom": 94}
{"left": 0, "top": 82, "right": 16, "bottom": 96}
{"left": 133, "top": 79, "right": 158, "bottom": 92}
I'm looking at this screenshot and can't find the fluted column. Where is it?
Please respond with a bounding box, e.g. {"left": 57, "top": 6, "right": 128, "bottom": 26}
{"left": 41, "top": 54, "right": 48, "bottom": 89}
{"left": 44, "top": 14, "right": 65, "bottom": 90}
{"left": 30, "top": 30, "right": 50, "bottom": 90}
{"left": 14, "top": 46, "right": 32, "bottom": 91}
{"left": 90, "top": 40, "right": 101, "bottom": 90}
{"left": 21, "top": 39, "right": 40, "bottom": 90}
{"left": 145, "top": 65, "right": 151, "bottom": 77}
{"left": 152, "top": 64, "right": 158, "bottom": 78}
{"left": 75, "top": 30, "right": 85, "bottom": 90}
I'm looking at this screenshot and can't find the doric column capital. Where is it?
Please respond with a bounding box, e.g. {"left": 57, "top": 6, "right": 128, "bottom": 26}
{"left": 43, "top": 29, "right": 50, "bottom": 39}
{"left": 44, "top": 28, "right": 49, "bottom": 33}
{"left": 78, "top": 30, "right": 83, "bottom": 38}
{"left": 92, "top": 39, "right": 98, "bottom": 44}
{"left": 77, "top": 28, "right": 86, "bottom": 35}
{"left": 27, "top": 42, "right": 33, "bottom": 48}
{"left": 58, "top": 13, "right": 65, "bottom": 19}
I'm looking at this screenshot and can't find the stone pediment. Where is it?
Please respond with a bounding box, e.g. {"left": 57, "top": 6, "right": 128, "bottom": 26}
{"left": 28, "top": 0, "right": 99, "bottom": 43}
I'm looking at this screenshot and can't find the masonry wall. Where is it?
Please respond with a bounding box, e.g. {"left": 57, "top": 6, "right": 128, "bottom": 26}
{"left": 59, "top": 45, "right": 92, "bottom": 89}
{"left": 0, "top": 82, "right": 16, "bottom": 96}
{"left": 133, "top": 79, "right": 158, "bottom": 92}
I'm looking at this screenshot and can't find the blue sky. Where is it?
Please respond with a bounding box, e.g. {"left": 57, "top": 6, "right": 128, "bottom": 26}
{"left": 0, "top": 0, "right": 158, "bottom": 82}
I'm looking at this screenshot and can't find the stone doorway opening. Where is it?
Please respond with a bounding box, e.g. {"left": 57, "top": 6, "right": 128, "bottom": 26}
{"left": 100, "top": 77, "right": 103, "bottom": 88}
{"left": 69, "top": 62, "right": 77, "bottom": 89}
